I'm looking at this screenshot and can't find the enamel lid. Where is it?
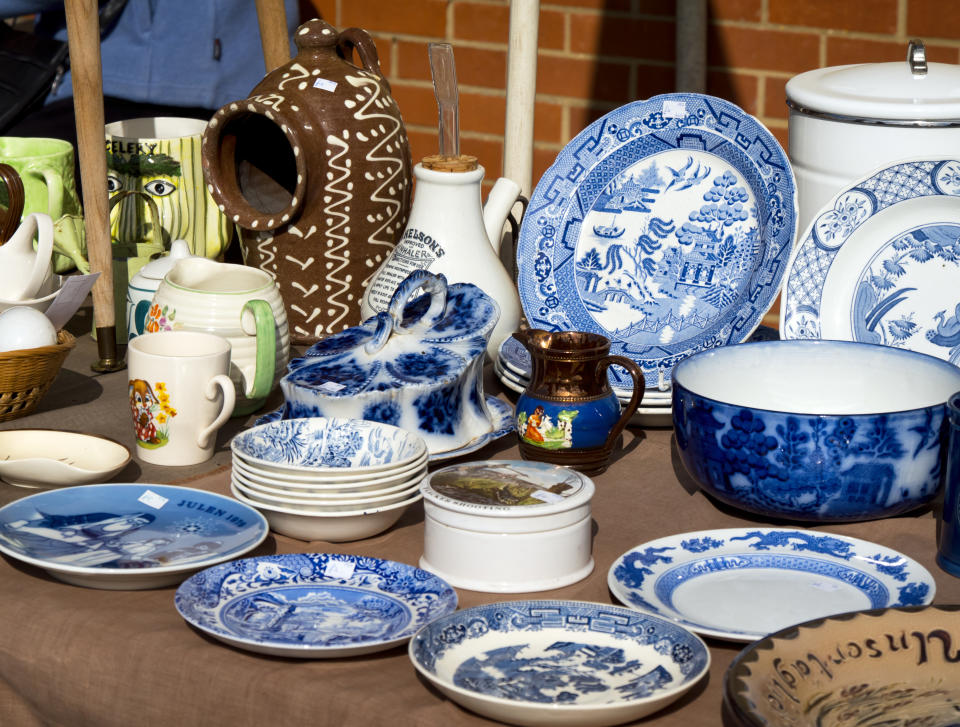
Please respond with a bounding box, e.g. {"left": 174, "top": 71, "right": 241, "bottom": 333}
{"left": 786, "top": 40, "right": 960, "bottom": 124}
{"left": 136, "top": 239, "right": 195, "bottom": 281}
{"left": 420, "top": 460, "right": 595, "bottom": 519}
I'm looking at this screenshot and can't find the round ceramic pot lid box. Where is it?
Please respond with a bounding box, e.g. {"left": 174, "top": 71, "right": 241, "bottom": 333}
{"left": 420, "top": 459, "right": 596, "bottom": 534}
{"left": 420, "top": 460, "right": 597, "bottom": 593}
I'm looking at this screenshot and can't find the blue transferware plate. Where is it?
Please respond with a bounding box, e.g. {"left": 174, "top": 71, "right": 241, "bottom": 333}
{"left": 781, "top": 158, "right": 960, "bottom": 365}
{"left": 516, "top": 93, "right": 797, "bottom": 389}
{"left": 256, "top": 396, "right": 514, "bottom": 463}
{"left": 175, "top": 553, "right": 458, "bottom": 658}
{"left": 409, "top": 600, "right": 710, "bottom": 726}
{"left": 608, "top": 528, "right": 935, "bottom": 642}
{"left": 0, "top": 484, "right": 269, "bottom": 590}
{"left": 233, "top": 417, "right": 427, "bottom": 473}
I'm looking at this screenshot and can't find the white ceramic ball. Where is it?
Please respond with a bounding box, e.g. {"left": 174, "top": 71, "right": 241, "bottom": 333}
{"left": 0, "top": 307, "right": 58, "bottom": 352}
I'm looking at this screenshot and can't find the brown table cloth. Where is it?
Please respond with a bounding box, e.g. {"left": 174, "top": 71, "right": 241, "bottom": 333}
{"left": 0, "top": 316, "right": 958, "bottom": 726}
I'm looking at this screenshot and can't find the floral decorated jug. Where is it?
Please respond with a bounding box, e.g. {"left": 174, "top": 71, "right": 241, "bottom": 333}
{"left": 515, "top": 329, "right": 644, "bottom": 474}
{"left": 202, "top": 18, "right": 412, "bottom": 344}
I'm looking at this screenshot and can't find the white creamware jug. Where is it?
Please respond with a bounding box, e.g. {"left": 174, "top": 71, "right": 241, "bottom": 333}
{"left": 0, "top": 212, "right": 55, "bottom": 302}
{"left": 360, "top": 157, "right": 521, "bottom": 357}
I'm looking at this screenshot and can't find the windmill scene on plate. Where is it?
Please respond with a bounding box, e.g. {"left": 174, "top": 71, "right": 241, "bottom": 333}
{"left": 851, "top": 222, "right": 960, "bottom": 364}
{"left": 574, "top": 148, "right": 759, "bottom": 347}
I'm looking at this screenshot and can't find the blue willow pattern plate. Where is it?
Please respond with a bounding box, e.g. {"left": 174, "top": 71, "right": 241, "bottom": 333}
{"left": 516, "top": 93, "right": 797, "bottom": 387}
{"left": 409, "top": 600, "right": 709, "bottom": 725}
{"left": 607, "top": 528, "right": 935, "bottom": 642}
{"left": 781, "top": 159, "right": 960, "bottom": 364}
{"left": 175, "top": 553, "right": 458, "bottom": 658}
{"left": 0, "top": 484, "right": 268, "bottom": 589}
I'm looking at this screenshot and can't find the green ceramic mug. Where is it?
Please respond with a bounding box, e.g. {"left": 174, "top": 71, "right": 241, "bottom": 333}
{"left": 0, "top": 137, "right": 87, "bottom": 273}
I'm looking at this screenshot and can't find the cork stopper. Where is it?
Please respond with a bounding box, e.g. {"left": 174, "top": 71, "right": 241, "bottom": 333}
{"left": 421, "top": 154, "right": 479, "bottom": 172}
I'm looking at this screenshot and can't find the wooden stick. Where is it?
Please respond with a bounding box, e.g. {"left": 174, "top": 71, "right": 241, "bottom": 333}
{"left": 254, "top": 0, "right": 291, "bottom": 73}
{"left": 64, "top": 0, "right": 122, "bottom": 371}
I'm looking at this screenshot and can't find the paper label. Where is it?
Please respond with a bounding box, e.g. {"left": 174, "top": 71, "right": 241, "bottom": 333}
{"left": 324, "top": 559, "right": 356, "bottom": 580}
{"left": 138, "top": 490, "right": 168, "bottom": 509}
{"left": 313, "top": 78, "right": 338, "bottom": 92}
{"left": 318, "top": 381, "right": 346, "bottom": 393}
{"left": 530, "top": 490, "right": 565, "bottom": 504}
{"left": 662, "top": 100, "right": 687, "bottom": 119}
{"left": 43, "top": 272, "right": 101, "bottom": 331}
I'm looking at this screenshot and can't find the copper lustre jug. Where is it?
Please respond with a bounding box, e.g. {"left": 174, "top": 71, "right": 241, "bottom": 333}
{"left": 515, "top": 330, "right": 645, "bottom": 475}
{"left": 202, "top": 18, "right": 413, "bottom": 344}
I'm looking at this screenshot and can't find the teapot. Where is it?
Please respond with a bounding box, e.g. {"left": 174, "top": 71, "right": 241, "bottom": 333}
{"left": 0, "top": 212, "right": 54, "bottom": 302}
{"left": 360, "top": 156, "right": 521, "bottom": 358}
{"left": 126, "top": 239, "right": 197, "bottom": 341}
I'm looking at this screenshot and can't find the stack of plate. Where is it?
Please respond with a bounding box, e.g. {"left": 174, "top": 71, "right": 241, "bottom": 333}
{"left": 230, "top": 417, "right": 429, "bottom": 542}
{"left": 494, "top": 335, "right": 674, "bottom": 426}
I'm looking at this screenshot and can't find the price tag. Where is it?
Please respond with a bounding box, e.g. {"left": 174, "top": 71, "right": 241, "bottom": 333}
{"left": 324, "top": 559, "right": 356, "bottom": 580}
{"left": 138, "top": 490, "right": 168, "bottom": 510}
{"left": 530, "top": 490, "right": 564, "bottom": 504}
{"left": 313, "top": 78, "right": 338, "bottom": 92}
{"left": 318, "top": 381, "right": 346, "bottom": 393}
{"left": 662, "top": 100, "right": 687, "bottom": 119}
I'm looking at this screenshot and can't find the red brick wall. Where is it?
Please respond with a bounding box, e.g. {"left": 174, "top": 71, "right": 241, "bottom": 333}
{"left": 305, "top": 0, "right": 960, "bottom": 185}
{"left": 302, "top": 0, "right": 960, "bottom": 324}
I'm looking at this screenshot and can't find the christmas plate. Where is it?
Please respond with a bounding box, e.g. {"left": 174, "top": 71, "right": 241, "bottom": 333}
{"left": 780, "top": 158, "right": 960, "bottom": 364}
{"left": 516, "top": 94, "right": 796, "bottom": 387}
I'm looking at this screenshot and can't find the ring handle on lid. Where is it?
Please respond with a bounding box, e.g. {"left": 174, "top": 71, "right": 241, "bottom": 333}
{"left": 387, "top": 270, "right": 449, "bottom": 337}
{"left": 908, "top": 39, "right": 927, "bottom": 77}
{"left": 363, "top": 311, "right": 394, "bottom": 355}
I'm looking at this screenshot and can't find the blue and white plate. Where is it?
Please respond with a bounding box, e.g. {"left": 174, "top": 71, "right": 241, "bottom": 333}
{"left": 781, "top": 159, "right": 960, "bottom": 366}
{"left": 175, "top": 553, "right": 458, "bottom": 658}
{"left": 516, "top": 94, "right": 797, "bottom": 388}
{"left": 0, "top": 484, "right": 269, "bottom": 590}
{"left": 255, "top": 396, "right": 514, "bottom": 463}
{"left": 608, "top": 528, "right": 935, "bottom": 642}
{"left": 409, "top": 600, "right": 709, "bottom": 726}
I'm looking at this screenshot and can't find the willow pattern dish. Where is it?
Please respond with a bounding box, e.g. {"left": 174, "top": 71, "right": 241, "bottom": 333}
{"left": 175, "top": 553, "right": 457, "bottom": 658}
{"left": 0, "top": 429, "right": 130, "bottom": 488}
{"left": 516, "top": 93, "right": 796, "bottom": 389}
{"left": 0, "top": 483, "right": 269, "bottom": 589}
{"left": 231, "top": 417, "right": 427, "bottom": 475}
{"left": 231, "top": 474, "right": 420, "bottom": 510}
{"left": 409, "top": 600, "right": 710, "bottom": 727}
{"left": 231, "top": 450, "right": 428, "bottom": 486}
{"left": 608, "top": 528, "right": 935, "bottom": 642}
{"left": 724, "top": 605, "right": 960, "bottom": 727}
{"left": 781, "top": 158, "right": 960, "bottom": 366}
{"left": 231, "top": 459, "right": 427, "bottom": 494}
{"left": 672, "top": 339, "right": 960, "bottom": 521}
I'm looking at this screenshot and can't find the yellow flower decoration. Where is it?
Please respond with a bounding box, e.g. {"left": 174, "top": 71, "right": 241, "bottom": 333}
{"left": 155, "top": 382, "right": 167, "bottom": 392}
{"left": 158, "top": 393, "right": 170, "bottom": 404}
{"left": 168, "top": 408, "right": 178, "bottom": 417}
{"left": 157, "top": 413, "right": 167, "bottom": 424}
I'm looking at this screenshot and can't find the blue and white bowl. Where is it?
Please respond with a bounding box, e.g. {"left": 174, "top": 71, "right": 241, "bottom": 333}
{"left": 672, "top": 339, "right": 960, "bottom": 521}
{"left": 231, "top": 417, "right": 427, "bottom": 475}
{"left": 409, "top": 600, "right": 709, "bottom": 726}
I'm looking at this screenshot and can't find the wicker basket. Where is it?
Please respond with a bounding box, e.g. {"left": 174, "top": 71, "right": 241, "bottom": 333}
{"left": 0, "top": 329, "right": 76, "bottom": 422}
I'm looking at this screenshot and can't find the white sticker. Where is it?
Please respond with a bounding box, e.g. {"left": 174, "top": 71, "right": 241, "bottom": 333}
{"left": 662, "top": 100, "right": 687, "bottom": 119}
{"left": 318, "top": 381, "right": 346, "bottom": 393}
{"left": 810, "top": 581, "right": 842, "bottom": 592}
{"left": 313, "top": 78, "right": 338, "bottom": 92}
{"left": 138, "top": 490, "right": 168, "bottom": 510}
{"left": 530, "top": 490, "right": 565, "bottom": 504}
{"left": 324, "top": 559, "right": 356, "bottom": 580}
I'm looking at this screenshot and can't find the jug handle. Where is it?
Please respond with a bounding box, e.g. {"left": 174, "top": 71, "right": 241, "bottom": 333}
{"left": 0, "top": 163, "right": 24, "bottom": 244}
{"left": 338, "top": 27, "right": 384, "bottom": 78}
{"left": 596, "top": 355, "right": 645, "bottom": 451}
{"left": 241, "top": 299, "right": 276, "bottom": 401}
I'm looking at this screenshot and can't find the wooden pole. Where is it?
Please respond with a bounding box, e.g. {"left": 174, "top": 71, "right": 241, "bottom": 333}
{"left": 64, "top": 0, "right": 123, "bottom": 371}
{"left": 254, "top": 0, "right": 291, "bottom": 73}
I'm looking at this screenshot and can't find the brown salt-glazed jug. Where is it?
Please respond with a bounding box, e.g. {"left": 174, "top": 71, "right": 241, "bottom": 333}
{"left": 201, "top": 18, "right": 413, "bottom": 344}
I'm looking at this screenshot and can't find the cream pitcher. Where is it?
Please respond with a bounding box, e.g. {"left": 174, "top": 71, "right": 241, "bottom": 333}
{"left": 360, "top": 155, "right": 521, "bottom": 357}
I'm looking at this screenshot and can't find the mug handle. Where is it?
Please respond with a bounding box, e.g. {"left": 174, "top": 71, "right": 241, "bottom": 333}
{"left": 0, "top": 163, "right": 24, "bottom": 244}
{"left": 596, "top": 355, "right": 646, "bottom": 451}
{"left": 24, "top": 165, "right": 63, "bottom": 220}
{"left": 197, "top": 374, "right": 237, "bottom": 449}
{"left": 241, "top": 299, "right": 276, "bottom": 400}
